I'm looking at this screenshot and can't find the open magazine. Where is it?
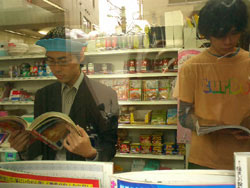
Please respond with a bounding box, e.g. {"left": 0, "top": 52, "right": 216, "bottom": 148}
{"left": 0, "top": 112, "right": 81, "bottom": 150}
{"left": 195, "top": 121, "right": 250, "bottom": 136}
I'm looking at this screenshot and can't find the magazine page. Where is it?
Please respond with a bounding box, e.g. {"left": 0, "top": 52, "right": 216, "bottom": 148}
{"left": 0, "top": 117, "right": 28, "bottom": 132}
{"left": 29, "top": 112, "right": 75, "bottom": 130}
{"left": 196, "top": 121, "right": 250, "bottom": 136}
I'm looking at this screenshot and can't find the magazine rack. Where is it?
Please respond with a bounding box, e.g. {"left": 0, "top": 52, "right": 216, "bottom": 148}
{"left": 0, "top": 160, "right": 113, "bottom": 188}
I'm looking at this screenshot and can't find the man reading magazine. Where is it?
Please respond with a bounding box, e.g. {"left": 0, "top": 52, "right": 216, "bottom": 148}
{"left": 9, "top": 26, "right": 119, "bottom": 161}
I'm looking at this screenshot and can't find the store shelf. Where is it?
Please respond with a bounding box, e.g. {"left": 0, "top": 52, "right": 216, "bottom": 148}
{"left": 0, "top": 101, "right": 34, "bottom": 105}
{"left": 85, "top": 48, "right": 181, "bottom": 56}
{"left": 0, "top": 55, "right": 46, "bottom": 60}
{"left": 115, "top": 153, "right": 184, "bottom": 160}
{"left": 118, "top": 100, "right": 177, "bottom": 105}
{"left": 0, "top": 100, "right": 177, "bottom": 106}
{"left": 118, "top": 124, "right": 177, "bottom": 129}
{"left": 87, "top": 72, "right": 177, "bottom": 79}
{"left": 0, "top": 76, "right": 56, "bottom": 82}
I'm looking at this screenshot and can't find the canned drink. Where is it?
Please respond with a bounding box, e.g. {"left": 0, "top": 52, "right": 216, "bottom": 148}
{"left": 105, "top": 36, "right": 112, "bottom": 50}
{"left": 133, "top": 35, "right": 139, "bottom": 49}
{"left": 121, "top": 35, "right": 127, "bottom": 49}
{"left": 127, "top": 35, "right": 134, "bottom": 49}
{"left": 111, "top": 35, "right": 118, "bottom": 49}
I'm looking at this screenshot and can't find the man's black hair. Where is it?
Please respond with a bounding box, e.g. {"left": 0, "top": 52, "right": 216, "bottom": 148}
{"left": 198, "top": 0, "right": 248, "bottom": 39}
{"left": 41, "top": 26, "right": 67, "bottom": 39}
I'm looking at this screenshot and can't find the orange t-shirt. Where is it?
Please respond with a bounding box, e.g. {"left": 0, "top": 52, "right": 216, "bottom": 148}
{"left": 174, "top": 48, "right": 250, "bottom": 169}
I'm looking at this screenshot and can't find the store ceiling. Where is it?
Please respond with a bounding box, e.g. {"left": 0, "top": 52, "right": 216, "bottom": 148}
{"left": 0, "top": 0, "right": 64, "bottom": 37}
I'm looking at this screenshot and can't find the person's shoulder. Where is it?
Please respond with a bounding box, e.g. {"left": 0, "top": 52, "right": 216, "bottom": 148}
{"left": 37, "top": 82, "right": 61, "bottom": 93}
{"left": 238, "top": 48, "right": 249, "bottom": 59}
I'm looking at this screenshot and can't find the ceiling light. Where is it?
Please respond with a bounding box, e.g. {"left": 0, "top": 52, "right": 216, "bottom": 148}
{"left": 38, "top": 30, "right": 48, "bottom": 35}
{"left": 43, "top": 0, "right": 65, "bottom": 11}
{"left": 5, "top": 30, "right": 26, "bottom": 36}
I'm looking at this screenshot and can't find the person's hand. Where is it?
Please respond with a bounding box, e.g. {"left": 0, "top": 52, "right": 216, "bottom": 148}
{"left": 8, "top": 130, "right": 31, "bottom": 152}
{"left": 63, "top": 125, "right": 97, "bottom": 159}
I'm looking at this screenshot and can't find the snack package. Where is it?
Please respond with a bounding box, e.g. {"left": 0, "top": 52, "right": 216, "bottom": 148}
{"left": 129, "top": 80, "right": 142, "bottom": 101}
{"left": 140, "top": 145, "right": 152, "bottom": 154}
{"left": 151, "top": 134, "right": 163, "bottom": 146}
{"left": 120, "top": 140, "right": 130, "bottom": 153}
{"left": 143, "top": 80, "right": 158, "bottom": 101}
{"left": 158, "top": 79, "right": 171, "bottom": 100}
{"left": 152, "top": 144, "right": 163, "bottom": 155}
{"left": 163, "top": 142, "right": 176, "bottom": 150}
{"left": 167, "top": 108, "right": 177, "bottom": 125}
{"left": 113, "top": 79, "right": 129, "bottom": 101}
{"left": 130, "top": 143, "right": 141, "bottom": 154}
{"left": 151, "top": 110, "right": 167, "bottom": 125}
{"left": 168, "top": 77, "right": 177, "bottom": 100}
{"left": 140, "top": 135, "right": 151, "bottom": 145}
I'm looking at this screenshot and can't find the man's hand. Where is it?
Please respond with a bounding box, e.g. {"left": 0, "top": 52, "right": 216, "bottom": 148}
{"left": 63, "top": 125, "right": 97, "bottom": 159}
{"left": 8, "top": 130, "right": 31, "bottom": 152}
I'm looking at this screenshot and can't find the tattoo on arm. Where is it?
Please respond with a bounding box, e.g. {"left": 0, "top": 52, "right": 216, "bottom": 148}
{"left": 179, "top": 101, "right": 197, "bottom": 131}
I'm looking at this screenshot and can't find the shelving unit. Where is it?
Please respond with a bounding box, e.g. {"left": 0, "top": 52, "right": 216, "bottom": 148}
{"left": 86, "top": 47, "right": 185, "bottom": 170}
{"left": 85, "top": 48, "right": 181, "bottom": 56}
{"left": 87, "top": 72, "right": 177, "bottom": 79}
{"left": 115, "top": 153, "right": 184, "bottom": 160}
{"left": 118, "top": 124, "right": 177, "bottom": 130}
{"left": 0, "top": 55, "right": 45, "bottom": 60}
{"left": 0, "top": 101, "right": 34, "bottom": 105}
{"left": 0, "top": 76, "right": 56, "bottom": 82}
{"left": 118, "top": 100, "right": 177, "bottom": 105}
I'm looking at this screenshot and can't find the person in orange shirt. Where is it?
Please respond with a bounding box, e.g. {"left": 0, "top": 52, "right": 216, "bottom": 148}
{"left": 174, "top": 0, "right": 250, "bottom": 169}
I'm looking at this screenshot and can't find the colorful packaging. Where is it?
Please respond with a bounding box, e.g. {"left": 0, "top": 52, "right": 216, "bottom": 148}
{"left": 130, "top": 143, "right": 141, "bottom": 154}
{"left": 158, "top": 79, "right": 171, "bottom": 100}
{"left": 140, "top": 135, "right": 151, "bottom": 145}
{"left": 151, "top": 134, "right": 163, "bottom": 146}
{"left": 143, "top": 80, "right": 158, "bottom": 101}
{"left": 120, "top": 141, "right": 130, "bottom": 153}
{"left": 140, "top": 145, "right": 152, "bottom": 154}
{"left": 152, "top": 144, "right": 163, "bottom": 155}
{"left": 113, "top": 79, "right": 129, "bottom": 101}
{"left": 151, "top": 110, "right": 167, "bottom": 125}
{"left": 129, "top": 80, "right": 142, "bottom": 101}
{"left": 167, "top": 108, "right": 177, "bottom": 125}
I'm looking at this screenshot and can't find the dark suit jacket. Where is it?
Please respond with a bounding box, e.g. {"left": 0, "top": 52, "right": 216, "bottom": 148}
{"left": 26, "top": 75, "right": 119, "bottom": 161}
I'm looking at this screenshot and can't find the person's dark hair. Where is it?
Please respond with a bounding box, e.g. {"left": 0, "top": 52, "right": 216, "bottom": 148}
{"left": 198, "top": 0, "right": 248, "bottom": 39}
{"left": 41, "top": 26, "right": 67, "bottom": 39}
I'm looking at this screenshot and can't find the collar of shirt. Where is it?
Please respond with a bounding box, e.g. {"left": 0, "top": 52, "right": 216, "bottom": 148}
{"left": 61, "top": 72, "right": 84, "bottom": 94}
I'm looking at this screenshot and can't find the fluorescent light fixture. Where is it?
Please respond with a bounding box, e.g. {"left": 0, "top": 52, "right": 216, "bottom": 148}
{"left": 43, "top": 0, "right": 65, "bottom": 11}
{"left": 5, "top": 30, "right": 26, "bottom": 36}
{"left": 38, "top": 30, "right": 48, "bottom": 35}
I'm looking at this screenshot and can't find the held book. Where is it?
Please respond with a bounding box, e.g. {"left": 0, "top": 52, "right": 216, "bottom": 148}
{"left": 195, "top": 121, "right": 250, "bottom": 136}
{"left": 0, "top": 112, "right": 81, "bottom": 150}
